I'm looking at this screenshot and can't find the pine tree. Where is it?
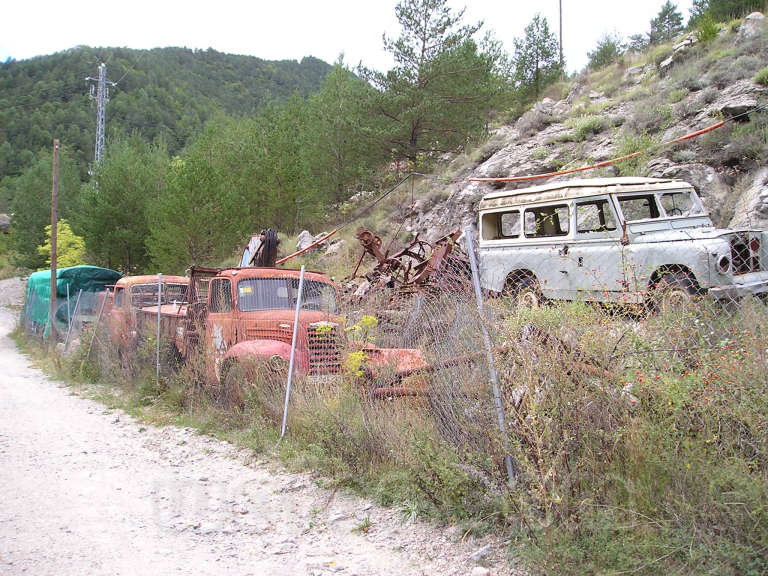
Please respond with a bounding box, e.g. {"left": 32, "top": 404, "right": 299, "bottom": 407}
{"left": 649, "top": 1, "right": 684, "bottom": 45}
{"left": 512, "top": 14, "right": 562, "bottom": 100}
{"left": 587, "top": 34, "right": 625, "bottom": 70}
{"left": 362, "top": 0, "right": 507, "bottom": 166}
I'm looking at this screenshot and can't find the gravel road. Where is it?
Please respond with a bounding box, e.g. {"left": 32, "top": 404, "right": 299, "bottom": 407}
{"left": 0, "top": 278, "right": 518, "bottom": 576}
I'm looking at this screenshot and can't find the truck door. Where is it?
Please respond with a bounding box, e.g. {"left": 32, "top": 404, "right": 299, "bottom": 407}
{"left": 206, "top": 277, "right": 237, "bottom": 380}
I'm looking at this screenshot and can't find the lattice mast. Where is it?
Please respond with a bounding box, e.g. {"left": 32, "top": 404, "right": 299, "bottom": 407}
{"left": 86, "top": 63, "right": 115, "bottom": 165}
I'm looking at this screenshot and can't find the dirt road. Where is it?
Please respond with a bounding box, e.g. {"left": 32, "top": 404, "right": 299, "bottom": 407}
{"left": 0, "top": 278, "right": 516, "bottom": 576}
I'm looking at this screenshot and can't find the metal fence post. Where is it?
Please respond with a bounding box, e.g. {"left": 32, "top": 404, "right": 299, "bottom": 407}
{"left": 64, "top": 289, "right": 83, "bottom": 349}
{"left": 463, "top": 227, "right": 517, "bottom": 487}
{"left": 156, "top": 273, "right": 162, "bottom": 386}
{"left": 280, "top": 265, "right": 305, "bottom": 441}
{"left": 83, "top": 290, "right": 108, "bottom": 369}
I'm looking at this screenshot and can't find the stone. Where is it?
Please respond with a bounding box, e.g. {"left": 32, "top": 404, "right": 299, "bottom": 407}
{"left": 324, "top": 239, "right": 345, "bottom": 256}
{"left": 470, "top": 567, "right": 491, "bottom": 576}
{"left": 738, "top": 12, "right": 766, "bottom": 41}
{"left": 296, "top": 230, "right": 314, "bottom": 251}
{"left": 0, "top": 213, "right": 10, "bottom": 234}
{"left": 352, "top": 280, "right": 371, "bottom": 299}
{"left": 468, "top": 544, "right": 491, "bottom": 563}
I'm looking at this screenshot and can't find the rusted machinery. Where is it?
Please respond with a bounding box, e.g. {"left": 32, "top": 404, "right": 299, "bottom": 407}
{"left": 350, "top": 227, "right": 470, "bottom": 298}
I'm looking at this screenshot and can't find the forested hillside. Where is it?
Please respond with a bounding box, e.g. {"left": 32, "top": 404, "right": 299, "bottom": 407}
{"left": 0, "top": 46, "right": 331, "bottom": 187}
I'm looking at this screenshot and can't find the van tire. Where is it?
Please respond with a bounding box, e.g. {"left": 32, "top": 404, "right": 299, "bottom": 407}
{"left": 505, "top": 275, "right": 543, "bottom": 309}
{"left": 652, "top": 271, "right": 697, "bottom": 313}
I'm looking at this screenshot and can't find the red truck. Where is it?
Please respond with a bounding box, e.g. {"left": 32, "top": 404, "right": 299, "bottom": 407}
{"left": 139, "top": 266, "right": 428, "bottom": 405}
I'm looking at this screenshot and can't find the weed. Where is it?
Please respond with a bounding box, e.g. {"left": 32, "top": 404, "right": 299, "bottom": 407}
{"left": 353, "top": 516, "right": 372, "bottom": 534}
{"left": 754, "top": 66, "right": 768, "bottom": 86}
{"left": 615, "top": 132, "right": 657, "bottom": 176}
{"left": 667, "top": 88, "right": 688, "bottom": 104}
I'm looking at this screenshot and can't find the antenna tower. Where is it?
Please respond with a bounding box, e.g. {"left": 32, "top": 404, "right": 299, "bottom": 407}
{"left": 86, "top": 63, "right": 115, "bottom": 165}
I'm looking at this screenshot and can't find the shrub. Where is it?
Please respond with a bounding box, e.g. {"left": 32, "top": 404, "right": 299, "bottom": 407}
{"left": 668, "top": 88, "right": 688, "bottom": 103}
{"left": 615, "top": 131, "right": 656, "bottom": 176}
{"left": 566, "top": 115, "right": 608, "bottom": 141}
{"left": 754, "top": 66, "right": 768, "bottom": 86}
{"left": 696, "top": 13, "right": 720, "bottom": 43}
{"left": 628, "top": 102, "right": 675, "bottom": 134}
{"left": 517, "top": 109, "right": 555, "bottom": 137}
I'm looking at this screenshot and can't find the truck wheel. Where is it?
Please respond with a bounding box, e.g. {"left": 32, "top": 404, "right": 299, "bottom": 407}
{"left": 221, "top": 362, "right": 249, "bottom": 411}
{"left": 652, "top": 272, "right": 698, "bottom": 313}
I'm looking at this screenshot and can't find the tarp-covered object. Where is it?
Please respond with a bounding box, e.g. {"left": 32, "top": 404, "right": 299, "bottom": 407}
{"left": 24, "top": 265, "right": 122, "bottom": 331}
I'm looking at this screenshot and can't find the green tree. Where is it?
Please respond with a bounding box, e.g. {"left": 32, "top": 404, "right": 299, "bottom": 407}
{"left": 626, "top": 33, "right": 649, "bottom": 53}
{"left": 306, "top": 58, "right": 378, "bottom": 204}
{"left": 146, "top": 119, "right": 255, "bottom": 272}
{"left": 587, "top": 33, "right": 625, "bottom": 69}
{"left": 77, "top": 133, "right": 167, "bottom": 273}
{"left": 362, "top": 0, "right": 508, "bottom": 166}
{"left": 8, "top": 147, "right": 80, "bottom": 269}
{"left": 36, "top": 219, "right": 86, "bottom": 268}
{"left": 512, "top": 14, "right": 562, "bottom": 100}
{"left": 690, "top": 0, "right": 764, "bottom": 23}
{"left": 649, "top": 1, "right": 684, "bottom": 45}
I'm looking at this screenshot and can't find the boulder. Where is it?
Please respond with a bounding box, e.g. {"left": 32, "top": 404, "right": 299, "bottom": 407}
{"left": 729, "top": 168, "right": 768, "bottom": 230}
{"left": 0, "top": 213, "right": 10, "bottom": 234}
{"left": 738, "top": 12, "right": 766, "bottom": 41}
{"left": 295, "top": 230, "right": 314, "bottom": 251}
{"left": 324, "top": 239, "right": 345, "bottom": 256}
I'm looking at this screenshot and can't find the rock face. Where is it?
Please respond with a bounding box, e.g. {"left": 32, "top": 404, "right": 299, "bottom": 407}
{"left": 729, "top": 169, "right": 768, "bottom": 230}
{"left": 0, "top": 213, "right": 10, "bottom": 234}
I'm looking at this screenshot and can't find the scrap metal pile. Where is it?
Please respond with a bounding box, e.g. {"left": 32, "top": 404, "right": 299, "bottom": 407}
{"left": 348, "top": 227, "right": 471, "bottom": 301}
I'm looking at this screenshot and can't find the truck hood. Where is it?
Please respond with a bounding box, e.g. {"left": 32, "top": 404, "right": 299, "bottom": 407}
{"left": 631, "top": 227, "right": 757, "bottom": 244}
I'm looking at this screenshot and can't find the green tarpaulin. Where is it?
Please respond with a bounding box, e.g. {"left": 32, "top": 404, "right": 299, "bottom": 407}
{"left": 24, "top": 265, "right": 122, "bottom": 332}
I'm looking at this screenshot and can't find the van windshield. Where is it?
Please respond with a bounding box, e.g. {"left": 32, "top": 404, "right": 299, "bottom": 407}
{"left": 237, "top": 278, "right": 338, "bottom": 313}
{"left": 658, "top": 190, "right": 705, "bottom": 217}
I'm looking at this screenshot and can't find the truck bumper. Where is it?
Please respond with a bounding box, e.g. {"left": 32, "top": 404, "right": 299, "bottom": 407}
{"left": 708, "top": 271, "right": 768, "bottom": 300}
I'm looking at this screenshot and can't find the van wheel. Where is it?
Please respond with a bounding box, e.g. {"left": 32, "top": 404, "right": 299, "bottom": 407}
{"left": 652, "top": 272, "right": 697, "bottom": 313}
{"left": 506, "top": 276, "right": 543, "bottom": 310}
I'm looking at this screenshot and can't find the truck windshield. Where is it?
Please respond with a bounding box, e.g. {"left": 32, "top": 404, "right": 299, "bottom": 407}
{"left": 237, "top": 278, "right": 338, "bottom": 314}
{"left": 657, "top": 190, "right": 705, "bottom": 217}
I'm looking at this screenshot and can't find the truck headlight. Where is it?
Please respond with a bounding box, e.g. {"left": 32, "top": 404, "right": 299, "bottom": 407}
{"left": 717, "top": 255, "right": 730, "bottom": 274}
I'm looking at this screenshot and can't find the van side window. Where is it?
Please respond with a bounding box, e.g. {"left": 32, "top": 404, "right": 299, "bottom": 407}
{"left": 481, "top": 211, "right": 521, "bottom": 239}
{"left": 524, "top": 204, "right": 570, "bottom": 237}
{"left": 618, "top": 194, "right": 660, "bottom": 221}
{"left": 576, "top": 200, "right": 617, "bottom": 233}
{"left": 209, "top": 279, "right": 232, "bottom": 313}
{"left": 114, "top": 287, "right": 124, "bottom": 307}
{"left": 500, "top": 211, "right": 521, "bottom": 237}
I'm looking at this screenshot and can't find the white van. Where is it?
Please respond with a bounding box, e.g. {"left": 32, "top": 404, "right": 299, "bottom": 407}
{"left": 476, "top": 177, "right": 768, "bottom": 309}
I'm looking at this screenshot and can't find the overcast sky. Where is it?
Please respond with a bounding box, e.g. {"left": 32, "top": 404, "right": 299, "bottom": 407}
{"left": 1, "top": 0, "right": 694, "bottom": 73}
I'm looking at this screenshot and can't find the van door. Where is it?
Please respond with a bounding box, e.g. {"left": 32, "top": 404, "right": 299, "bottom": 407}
{"left": 565, "top": 197, "right": 626, "bottom": 300}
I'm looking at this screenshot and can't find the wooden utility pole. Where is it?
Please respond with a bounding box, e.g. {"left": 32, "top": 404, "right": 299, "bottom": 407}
{"left": 559, "top": 0, "right": 564, "bottom": 79}
{"left": 49, "top": 139, "right": 59, "bottom": 348}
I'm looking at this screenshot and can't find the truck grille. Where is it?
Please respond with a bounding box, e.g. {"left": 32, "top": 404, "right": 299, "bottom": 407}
{"left": 245, "top": 327, "right": 292, "bottom": 344}
{"left": 307, "top": 323, "right": 342, "bottom": 375}
{"left": 731, "top": 233, "right": 759, "bottom": 275}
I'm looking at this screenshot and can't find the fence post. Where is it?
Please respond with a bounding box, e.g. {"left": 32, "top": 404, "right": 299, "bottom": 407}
{"left": 156, "top": 273, "right": 163, "bottom": 386}
{"left": 280, "top": 265, "right": 305, "bottom": 441}
{"left": 83, "top": 290, "right": 108, "bottom": 369}
{"left": 64, "top": 289, "right": 83, "bottom": 349}
{"left": 463, "top": 227, "right": 517, "bottom": 487}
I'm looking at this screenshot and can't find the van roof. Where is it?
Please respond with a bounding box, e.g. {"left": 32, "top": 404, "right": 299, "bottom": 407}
{"left": 478, "top": 177, "right": 689, "bottom": 210}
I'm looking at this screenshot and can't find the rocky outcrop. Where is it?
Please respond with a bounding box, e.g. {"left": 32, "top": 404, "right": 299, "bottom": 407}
{"left": 738, "top": 12, "right": 766, "bottom": 40}
{"left": 0, "top": 213, "right": 10, "bottom": 234}
{"left": 729, "top": 169, "right": 768, "bottom": 230}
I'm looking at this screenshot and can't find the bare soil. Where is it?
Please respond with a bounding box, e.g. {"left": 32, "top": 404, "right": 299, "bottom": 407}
{"left": 0, "top": 278, "right": 520, "bottom": 576}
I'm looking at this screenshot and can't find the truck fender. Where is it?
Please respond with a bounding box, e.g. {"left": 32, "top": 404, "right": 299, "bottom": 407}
{"left": 222, "top": 339, "right": 293, "bottom": 367}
